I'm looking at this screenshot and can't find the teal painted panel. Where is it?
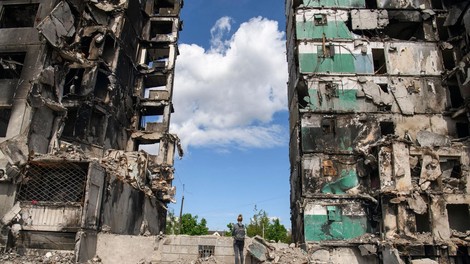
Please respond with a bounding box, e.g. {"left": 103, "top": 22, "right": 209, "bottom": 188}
{"left": 321, "top": 170, "right": 359, "bottom": 194}
{"left": 296, "top": 21, "right": 352, "bottom": 39}
{"left": 304, "top": 214, "right": 368, "bottom": 241}
{"left": 299, "top": 53, "right": 356, "bottom": 73}
{"left": 302, "top": 0, "right": 365, "bottom": 8}
{"left": 306, "top": 89, "right": 358, "bottom": 111}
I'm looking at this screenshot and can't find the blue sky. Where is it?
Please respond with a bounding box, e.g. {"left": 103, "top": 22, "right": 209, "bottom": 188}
{"left": 169, "top": 0, "right": 289, "bottom": 231}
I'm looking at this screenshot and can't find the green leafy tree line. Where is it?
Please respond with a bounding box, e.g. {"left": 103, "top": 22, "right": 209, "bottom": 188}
{"left": 166, "top": 210, "right": 209, "bottom": 235}
{"left": 226, "top": 207, "right": 291, "bottom": 243}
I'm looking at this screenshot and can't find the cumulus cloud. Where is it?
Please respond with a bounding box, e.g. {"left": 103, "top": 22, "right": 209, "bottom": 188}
{"left": 172, "top": 16, "right": 288, "bottom": 150}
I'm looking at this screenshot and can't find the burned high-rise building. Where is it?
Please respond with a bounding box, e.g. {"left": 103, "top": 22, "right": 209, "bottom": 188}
{"left": 0, "top": 0, "right": 183, "bottom": 261}
{"left": 287, "top": 0, "right": 470, "bottom": 263}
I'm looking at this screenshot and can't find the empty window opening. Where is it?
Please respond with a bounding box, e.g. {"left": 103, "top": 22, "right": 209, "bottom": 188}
{"left": 0, "top": 108, "right": 11, "bottom": 137}
{"left": 450, "top": 162, "right": 462, "bottom": 179}
{"left": 89, "top": 111, "right": 106, "bottom": 145}
{"left": 365, "top": 0, "right": 378, "bottom": 8}
{"left": 94, "top": 70, "right": 110, "bottom": 101}
{"left": 145, "top": 47, "right": 170, "bottom": 68}
{"left": 62, "top": 109, "right": 78, "bottom": 139}
{"left": 63, "top": 69, "right": 85, "bottom": 96}
{"left": 140, "top": 115, "right": 164, "bottom": 130}
{"left": 455, "top": 246, "right": 470, "bottom": 264}
{"left": 415, "top": 211, "right": 431, "bottom": 233}
{"left": 137, "top": 142, "right": 160, "bottom": 155}
{"left": 17, "top": 162, "right": 88, "bottom": 204}
{"left": 446, "top": 204, "right": 470, "bottom": 232}
{"left": 380, "top": 121, "right": 395, "bottom": 136}
{"left": 101, "top": 36, "right": 116, "bottom": 64}
{"left": 198, "top": 245, "right": 215, "bottom": 258}
{"left": 383, "top": 12, "right": 425, "bottom": 41}
{"left": 322, "top": 118, "right": 335, "bottom": 135}
{"left": 154, "top": 0, "right": 176, "bottom": 15}
{"left": 448, "top": 83, "right": 464, "bottom": 108}
{"left": 319, "top": 45, "right": 334, "bottom": 58}
{"left": 372, "top": 49, "right": 387, "bottom": 74}
{"left": 456, "top": 123, "right": 469, "bottom": 138}
{"left": 442, "top": 49, "right": 456, "bottom": 70}
{"left": 431, "top": 0, "right": 443, "bottom": 9}
{"left": 0, "top": 53, "right": 26, "bottom": 79}
{"left": 314, "top": 14, "right": 327, "bottom": 26}
{"left": 150, "top": 20, "right": 173, "bottom": 37}
{"left": 379, "top": 84, "right": 389, "bottom": 93}
{"left": 144, "top": 74, "right": 168, "bottom": 92}
{"left": 436, "top": 17, "right": 449, "bottom": 40}
{"left": 0, "top": 4, "right": 39, "bottom": 28}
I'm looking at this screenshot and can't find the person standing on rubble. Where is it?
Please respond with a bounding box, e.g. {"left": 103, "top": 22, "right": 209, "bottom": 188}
{"left": 232, "top": 214, "right": 246, "bottom": 264}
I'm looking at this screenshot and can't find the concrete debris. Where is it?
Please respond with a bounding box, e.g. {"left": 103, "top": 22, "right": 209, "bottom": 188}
{"left": 417, "top": 130, "right": 451, "bottom": 147}
{"left": 411, "top": 259, "right": 439, "bottom": 264}
{"left": 358, "top": 244, "right": 377, "bottom": 256}
{"left": 37, "top": 1, "right": 76, "bottom": 48}
{"left": 248, "top": 236, "right": 308, "bottom": 264}
{"left": 406, "top": 193, "right": 427, "bottom": 214}
{"left": 0, "top": 250, "right": 75, "bottom": 264}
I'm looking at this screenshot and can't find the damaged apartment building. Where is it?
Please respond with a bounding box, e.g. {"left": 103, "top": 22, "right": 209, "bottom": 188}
{"left": 0, "top": 0, "right": 183, "bottom": 262}
{"left": 287, "top": 0, "right": 470, "bottom": 263}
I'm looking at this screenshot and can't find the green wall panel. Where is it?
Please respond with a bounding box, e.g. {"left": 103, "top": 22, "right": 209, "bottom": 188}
{"left": 306, "top": 89, "right": 358, "bottom": 111}
{"left": 302, "top": 0, "right": 365, "bottom": 8}
{"left": 296, "top": 21, "right": 352, "bottom": 39}
{"left": 304, "top": 214, "right": 367, "bottom": 241}
{"left": 299, "top": 53, "right": 356, "bottom": 73}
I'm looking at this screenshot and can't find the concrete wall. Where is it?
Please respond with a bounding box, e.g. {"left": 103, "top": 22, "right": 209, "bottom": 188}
{"left": 96, "top": 234, "right": 252, "bottom": 264}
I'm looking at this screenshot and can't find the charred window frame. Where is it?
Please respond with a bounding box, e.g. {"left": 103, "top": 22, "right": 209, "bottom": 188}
{"left": 17, "top": 162, "right": 88, "bottom": 204}
{"left": 318, "top": 44, "right": 335, "bottom": 58}
{"left": 446, "top": 204, "right": 470, "bottom": 232}
{"left": 321, "top": 117, "right": 336, "bottom": 135}
{"left": 150, "top": 20, "right": 174, "bottom": 37}
{"left": 0, "top": 108, "right": 11, "bottom": 137}
{"left": 0, "top": 52, "right": 26, "bottom": 79}
{"left": 0, "top": 3, "right": 39, "bottom": 28}
{"left": 372, "top": 48, "right": 387, "bottom": 74}
{"left": 314, "top": 14, "right": 327, "bottom": 26}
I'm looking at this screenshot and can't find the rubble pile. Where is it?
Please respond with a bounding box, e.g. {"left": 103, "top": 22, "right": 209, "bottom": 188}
{"left": 248, "top": 236, "right": 309, "bottom": 264}
{"left": 0, "top": 250, "right": 75, "bottom": 264}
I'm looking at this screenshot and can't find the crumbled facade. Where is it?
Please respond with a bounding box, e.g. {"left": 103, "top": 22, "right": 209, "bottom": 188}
{"left": 286, "top": 0, "right": 470, "bottom": 262}
{"left": 0, "top": 0, "right": 183, "bottom": 262}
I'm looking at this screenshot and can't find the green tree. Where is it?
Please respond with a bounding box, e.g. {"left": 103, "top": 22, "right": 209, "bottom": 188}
{"left": 265, "top": 218, "right": 289, "bottom": 243}
{"left": 225, "top": 223, "right": 234, "bottom": 237}
{"left": 180, "top": 213, "right": 209, "bottom": 235}
{"left": 243, "top": 206, "right": 291, "bottom": 243}
{"left": 165, "top": 209, "right": 178, "bottom": 235}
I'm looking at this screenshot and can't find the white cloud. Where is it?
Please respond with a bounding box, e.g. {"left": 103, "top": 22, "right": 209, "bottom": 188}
{"left": 172, "top": 16, "right": 288, "bottom": 150}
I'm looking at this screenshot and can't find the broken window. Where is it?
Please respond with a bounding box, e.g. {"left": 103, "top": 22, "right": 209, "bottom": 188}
{"left": 89, "top": 111, "right": 106, "bottom": 145}
{"left": 150, "top": 20, "right": 173, "bottom": 38}
{"left": 415, "top": 211, "right": 431, "bottom": 233}
{"left": 442, "top": 49, "right": 456, "bottom": 70}
{"left": 63, "top": 68, "right": 85, "bottom": 96}
{"left": 0, "top": 108, "right": 11, "bottom": 137}
{"left": 380, "top": 121, "right": 395, "bottom": 136}
{"left": 154, "top": 0, "right": 178, "bottom": 15}
{"left": 198, "top": 245, "right": 215, "bottom": 258}
{"left": 145, "top": 45, "right": 170, "bottom": 67}
{"left": 431, "top": 0, "right": 443, "bottom": 9}
{"left": 17, "top": 162, "right": 88, "bottom": 204}
{"left": 144, "top": 73, "right": 168, "bottom": 93}
{"left": 436, "top": 16, "right": 449, "bottom": 41}
{"left": 383, "top": 11, "right": 425, "bottom": 40}
{"left": 0, "top": 4, "right": 39, "bottom": 28}
{"left": 102, "top": 36, "right": 117, "bottom": 64}
{"left": 94, "top": 70, "right": 110, "bottom": 101}
{"left": 322, "top": 118, "right": 335, "bottom": 135}
{"left": 456, "top": 123, "right": 469, "bottom": 138}
{"left": 372, "top": 49, "right": 387, "bottom": 74}
{"left": 314, "top": 14, "right": 327, "bottom": 26}
{"left": 0, "top": 52, "right": 25, "bottom": 79}
{"left": 446, "top": 204, "right": 470, "bottom": 232}
{"left": 365, "top": 0, "right": 378, "bottom": 8}
{"left": 448, "top": 81, "right": 464, "bottom": 108}
{"left": 138, "top": 142, "right": 160, "bottom": 155}
{"left": 318, "top": 45, "right": 334, "bottom": 58}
